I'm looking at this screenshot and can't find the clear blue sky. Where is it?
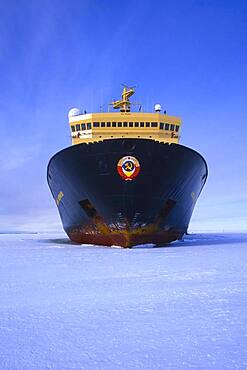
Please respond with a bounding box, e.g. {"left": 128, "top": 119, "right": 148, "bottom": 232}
{"left": 0, "top": 0, "right": 246, "bottom": 232}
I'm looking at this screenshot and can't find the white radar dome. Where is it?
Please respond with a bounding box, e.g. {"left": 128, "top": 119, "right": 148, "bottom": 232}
{"left": 68, "top": 108, "right": 82, "bottom": 118}
{"left": 154, "top": 104, "right": 161, "bottom": 112}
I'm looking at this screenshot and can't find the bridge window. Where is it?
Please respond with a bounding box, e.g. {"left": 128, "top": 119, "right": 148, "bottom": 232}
{"left": 151, "top": 122, "right": 158, "bottom": 127}
{"left": 140, "top": 122, "right": 144, "bottom": 127}
{"left": 165, "top": 123, "right": 169, "bottom": 130}
{"left": 118, "top": 122, "right": 122, "bottom": 127}
{"left": 135, "top": 122, "right": 139, "bottom": 127}
{"left": 170, "top": 124, "right": 174, "bottom": 131}
{"left": 129, "top": 122, "right": 133, "bottom": 127}
{"left": 93, "top": 122, "right": 100, "bottom": 127}
{"left": 175, "top": 125, "right": 179, "bottom": 132}
{"left": 123, "top": 121, "right": 128, "bottom": 127}
{"left": 71, "top": 125, "right": 75, "bottom": 132}
{"left": 101, "top": 122, "right": 105, "bottom": 127}
{"left": 159, "top": 122, "right": 164, "bottom": 129}
{"left": 76, "top": 124, "right": 80, "bottom": 131}
{"left": 87, "top": 123, "right": 92, "bottom": 130}
{"left": 81, "top": 123, "right": 86, "bottom": 130}
{"left": 112, "top": 122, "right": 116, "bottom": 127}
{"left": 107, "top": 122, "right": 111, "bottom": 127}
{"left": 146, "top": 122, "right": 150, "bottom": 127}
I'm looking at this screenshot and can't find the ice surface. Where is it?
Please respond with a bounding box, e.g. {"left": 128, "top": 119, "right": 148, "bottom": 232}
{"left": 0, "top": 233, "right": 247, "bottom": 370}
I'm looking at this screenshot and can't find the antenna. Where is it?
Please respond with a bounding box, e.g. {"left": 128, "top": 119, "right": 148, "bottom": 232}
{"left": 121, "top": 83, "right": 137, "bottom": 90}
{"left": 99, "top": 103, "right": 106, "bottom": 112}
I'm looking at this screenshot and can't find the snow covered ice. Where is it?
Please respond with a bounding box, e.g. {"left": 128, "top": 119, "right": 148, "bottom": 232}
{"left": 0, "top": 233, "right": 247, "bottom": 370}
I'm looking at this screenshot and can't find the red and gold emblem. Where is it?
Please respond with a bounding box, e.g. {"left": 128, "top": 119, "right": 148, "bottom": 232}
{"left": 117, "top": 156, "right": 140, "bottom": 181}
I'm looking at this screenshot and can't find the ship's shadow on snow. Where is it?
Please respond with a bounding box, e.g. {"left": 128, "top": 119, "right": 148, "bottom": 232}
{"left": 165, "top": 233, "right": 247, "bottom": 248}
{"left": 39, "top": 233, "right": 247, "bottom": 249}
{"left": 39, "top": 238, "right": 78, "bottom": 245}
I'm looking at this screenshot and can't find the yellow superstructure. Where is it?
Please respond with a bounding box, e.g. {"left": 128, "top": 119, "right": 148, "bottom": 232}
{"left": 68, "top": 87, "right": 181, "bottom": 145}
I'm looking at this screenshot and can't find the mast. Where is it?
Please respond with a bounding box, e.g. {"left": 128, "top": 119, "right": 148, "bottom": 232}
{"left": 111, "top": 86, "right": 135, "bottom": 112}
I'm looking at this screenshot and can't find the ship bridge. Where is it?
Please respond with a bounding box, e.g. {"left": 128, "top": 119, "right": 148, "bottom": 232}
{"left": 68, "top": 87, "right": 181, "bottom": 145}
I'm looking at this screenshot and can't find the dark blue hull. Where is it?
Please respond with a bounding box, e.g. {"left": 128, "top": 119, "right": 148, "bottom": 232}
{"left": 47, "top": 139, "right": 207, "bottom": 247}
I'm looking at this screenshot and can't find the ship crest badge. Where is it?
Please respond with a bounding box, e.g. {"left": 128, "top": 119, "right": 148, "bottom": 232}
{"left": 117, "top": 156, "right": 140, "bottom": 181}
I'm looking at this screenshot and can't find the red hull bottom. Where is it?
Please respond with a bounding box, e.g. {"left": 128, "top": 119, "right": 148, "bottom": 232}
{"left": 67, "top": 228, "right": 183, "bottom": 248}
